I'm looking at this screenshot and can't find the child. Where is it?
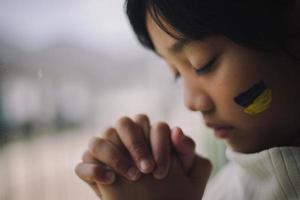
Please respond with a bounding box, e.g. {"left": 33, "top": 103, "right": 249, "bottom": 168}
{"left": 75, "top": 0, "right": 300, "bottom": 199}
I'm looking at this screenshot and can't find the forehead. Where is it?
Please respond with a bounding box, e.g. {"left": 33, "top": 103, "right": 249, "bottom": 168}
{"left": 145, "top": 13, "right": 223, "bottom": 57}
{"left": 145, "top": 13, "right": 179, "bottom": 54}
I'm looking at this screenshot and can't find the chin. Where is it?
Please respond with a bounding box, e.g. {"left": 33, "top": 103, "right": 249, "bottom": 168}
{"left": 226, "top": 140, "right": 266, "bottom": 154}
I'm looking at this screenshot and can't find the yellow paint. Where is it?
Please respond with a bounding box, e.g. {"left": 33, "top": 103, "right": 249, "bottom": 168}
{"left": 244, "top": 88, "right": 272, "bottom": 115}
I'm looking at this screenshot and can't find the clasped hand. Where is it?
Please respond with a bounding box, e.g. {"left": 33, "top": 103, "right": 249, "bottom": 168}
{"left": 75, "top": 114, "right": 212, "bottom": 200}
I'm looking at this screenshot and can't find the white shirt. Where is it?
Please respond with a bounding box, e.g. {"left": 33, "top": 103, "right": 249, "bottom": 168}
{"left": 202, "top": 146, "right": 300, "bottom": 200}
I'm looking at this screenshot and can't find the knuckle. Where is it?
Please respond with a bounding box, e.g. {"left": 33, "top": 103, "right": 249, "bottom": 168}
{"left": 128, "top": 142, "right": 146, "bottom": 157}
{"left": 117, "top": 117, "right": 143, "bottom": 137}
{"left": 116, "top": 116, "right": 133, "bottom": 128}
{"left": 124, "top": 124, "right": 139, "bottom": 135}
{"left": 75, "top": 163, "right": 91, "bottom": 180}
{"left": 75, "top": 163, "right": 103, "bottom": 182}
{"left": 88, "top": 137, "right": 106, "bottom": 155}
{"left": 114, "top": 158, "right": 129, "bottom": 171}
{"left": 81, "top": 150, "right": 90, "bottom": 162}
{"left": 103, "top": 127, "right": 117, "bottom": 139}
{"left": 74, "top": 163, "right": 82, "bottom": 177}
{"left": 116, "top": 116, "right": 138, "bottom": 133}
{"left": 134, "top": 114, "right": 149, "bottom": 123}
{"left": 153, "top": 122, "right": 170, "bottom": 134}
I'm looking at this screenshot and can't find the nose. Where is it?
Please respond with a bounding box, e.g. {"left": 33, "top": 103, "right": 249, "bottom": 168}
{"left": 183, "top": 79, "right": 215, "bottom": 112}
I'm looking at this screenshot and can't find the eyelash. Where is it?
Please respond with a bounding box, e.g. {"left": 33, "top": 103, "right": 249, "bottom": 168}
{"left": 174, "top": 72, "right": 180, "bottom": 82}
{"left": 195, "top": 57, "right": 217, "bottom": 75}
{"left": 174, "top": 57, "right": 217, "bottom": 82}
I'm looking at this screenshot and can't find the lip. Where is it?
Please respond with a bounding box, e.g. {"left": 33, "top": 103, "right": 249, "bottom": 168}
{"left": 212, "top": 127, "right": 234, "bottom": 139}
{"left": 205, "top": 122, "right": 234, "bottom": 139}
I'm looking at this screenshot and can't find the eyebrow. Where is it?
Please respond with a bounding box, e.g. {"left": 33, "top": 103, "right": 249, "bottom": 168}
{"left": 156, "top": 38, "right": 191, "bottom": 58}
{"left": 168, "top": 38, "right": 191, "bottom": 53}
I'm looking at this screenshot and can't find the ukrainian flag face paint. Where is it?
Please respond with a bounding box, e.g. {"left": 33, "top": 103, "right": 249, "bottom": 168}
{"left": 234, "top": 81, "right": 272, "bottom": 115}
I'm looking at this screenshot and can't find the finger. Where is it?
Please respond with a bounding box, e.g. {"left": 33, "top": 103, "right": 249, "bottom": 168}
{"left": 88, "top": 137, "right": 141, "bottom": 181}
{"left": 75, "top": 165, "right": 102, "bottom": 198}
{"left": 116, "top": 117, "right": 155, "bottom": 173}
{"left": 82, "top": 149, "right": 100, "bottom": 164}
{"left": 133, "top": 114, "right": 151, "bottom": 139}
{"left": 80, "top": 150, "right": 113, "bottom": 197}
{"left": 171, "top": 127, "right": 196, "bottom": 172}
{"left": 188, "top": 155, "right": 212, "bottom": 197}
{"left": 75, "top": 162, "right": 116, "bottom": 185}
{"left": 90, "top": 183, "right": 102, "bottom": 198}
{"left": 103, "top": 127, "right": 126, "bottom": 152}
{"left": 150, "top": 122, "right": 171, "bottom": 180}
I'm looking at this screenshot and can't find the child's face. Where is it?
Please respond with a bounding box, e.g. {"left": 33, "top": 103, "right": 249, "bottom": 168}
{"left": 146, "top": 14, "right": 300, "bottom": 153}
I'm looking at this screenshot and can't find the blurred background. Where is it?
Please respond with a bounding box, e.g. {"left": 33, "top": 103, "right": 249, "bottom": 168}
{"left": 0, "top": 0, "right": 226, "bottom": 199}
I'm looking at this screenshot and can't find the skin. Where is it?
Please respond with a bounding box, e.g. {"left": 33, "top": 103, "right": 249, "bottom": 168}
{"left": 75, "top": 6, "right": 300, "bottom": 200}
{"left": 75, "top": 114, "right": 199, "bottom": 198}
{"left": 146, "top": 13, "right": 300, "bottom": 153}
{"left": 99, "top": 155, "right": 211, "bottom": 200}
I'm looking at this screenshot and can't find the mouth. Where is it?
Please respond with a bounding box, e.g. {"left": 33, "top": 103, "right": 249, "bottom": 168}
{"left": 206, "top": 123, "right": 234, "bottom": 139}
{"left": 212, "top": 127, "right": 234, "bottom": 139}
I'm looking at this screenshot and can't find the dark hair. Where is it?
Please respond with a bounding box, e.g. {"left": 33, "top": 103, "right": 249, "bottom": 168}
{"left": 125, "top": 0, "right": 298, "bottom": 58}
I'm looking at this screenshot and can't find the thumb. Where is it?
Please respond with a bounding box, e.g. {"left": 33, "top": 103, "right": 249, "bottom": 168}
{"left": 189, "top": 154, "right": 212, "bottom": 196}
{"left": 170, "top": 127, "right": 196, "bottom": 172}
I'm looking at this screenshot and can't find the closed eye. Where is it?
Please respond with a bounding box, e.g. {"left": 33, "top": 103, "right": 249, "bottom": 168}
{"left": 195, "top": 57, "right": 217, "bottom": 75}
{"left": 174, "top": 56, "right": 218, "bottom": 82}
{"left": 174, "top": 72, "right": 180, "bottom": 82}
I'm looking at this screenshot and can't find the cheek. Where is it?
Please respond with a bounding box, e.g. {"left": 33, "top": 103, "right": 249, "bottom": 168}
{"left": 216, "top": 83, "right": 280, "bottom": 136}
{"left": 233, "top": 81, "right": 272, "bottom": 115}
{"left": 210, "top": 71, "right": 272, "bottom": 125}
{"left": 215, "top": 53, "right": 273, "bottom": 115}
{"left": 210, "top": 82, "right": 244, "bottom": 121}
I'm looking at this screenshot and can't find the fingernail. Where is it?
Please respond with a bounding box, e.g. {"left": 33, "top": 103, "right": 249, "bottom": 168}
{"left": 153, "top": 166, "right": 167, "bottom": 180}
{"left": 104, "top": 171, "right": 115, "bottom": 184}
{"left": 140, "top": 158, "right": 153, "bottom": 173}
{"left": 171, "top": 127, "right": 178, "bottom": 134}
{"left": 127, "top": 167, "right": 141, "bottom": 181}
{"left": 172, "top": 127, "right": 182, "bottom": 137}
